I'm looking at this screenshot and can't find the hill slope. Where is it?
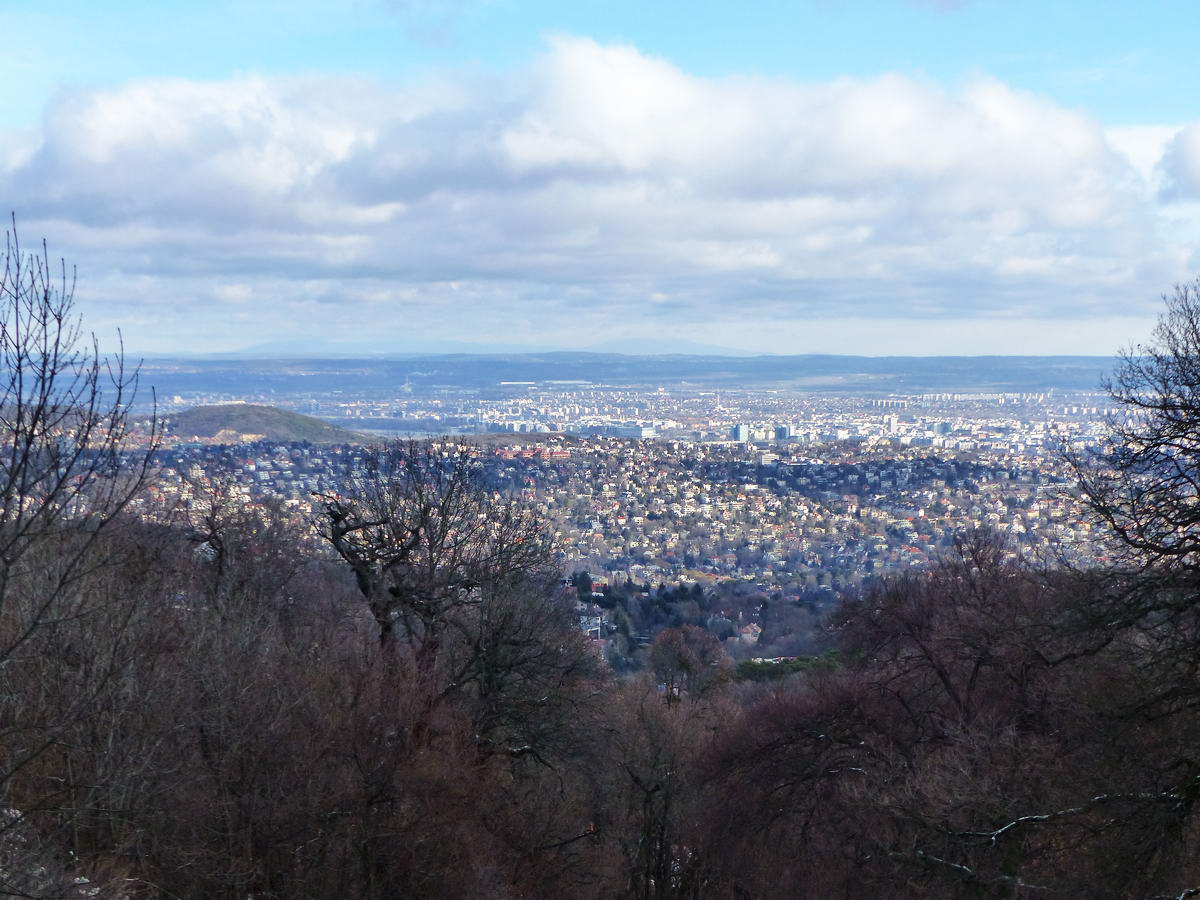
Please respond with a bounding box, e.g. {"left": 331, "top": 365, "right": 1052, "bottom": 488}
{"left": 165, "top": 404, "right": 359, "bottom": 444}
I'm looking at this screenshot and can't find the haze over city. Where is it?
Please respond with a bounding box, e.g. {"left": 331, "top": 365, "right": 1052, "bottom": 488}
{"left": 3, "top": 0, "right": 1199, "bottom": 356}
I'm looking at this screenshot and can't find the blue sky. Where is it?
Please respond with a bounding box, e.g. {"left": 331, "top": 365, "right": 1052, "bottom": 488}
{"left": 5, "top": 0, "right": 1193, "bottom": 127}
{"left": 1, "top": 0, "right": 1198, "bottom": 355}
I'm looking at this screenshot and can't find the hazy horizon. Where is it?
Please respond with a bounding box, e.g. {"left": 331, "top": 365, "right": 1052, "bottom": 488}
{"left": 139, "top": 341, "right": 1122, "bottom": 361}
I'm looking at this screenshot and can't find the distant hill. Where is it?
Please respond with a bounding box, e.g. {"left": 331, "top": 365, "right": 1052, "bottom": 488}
{"left": 165, "top": 404, "right": 360, "bottom": 444}
{"left": 140, "top": 352, "right": 1117, "bottom": 395}
{"left": 225, "top": 337, "right": 754, "bottom": 357}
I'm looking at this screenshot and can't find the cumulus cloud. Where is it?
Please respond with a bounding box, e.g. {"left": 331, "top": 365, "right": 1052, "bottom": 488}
{"left": 0, "top": 35, "right": 1189, "bottom": 352}
{"left": 1159, "top": 123, "right": 1200, "bottom": 201}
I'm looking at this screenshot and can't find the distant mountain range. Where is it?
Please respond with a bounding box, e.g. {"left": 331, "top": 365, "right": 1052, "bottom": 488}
{"left": 192, "top": 337, "right": 758, "bottom": 358}
{"left": 139, "top": 352, "right": 1117, "bottom": 396}
{"left": 164, "top": 404, "right": 360, "bottom": 443}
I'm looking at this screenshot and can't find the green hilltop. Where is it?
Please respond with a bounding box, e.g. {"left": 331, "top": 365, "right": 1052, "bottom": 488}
{"left": 165, "top": 404, "right": 360, "bottom": 444}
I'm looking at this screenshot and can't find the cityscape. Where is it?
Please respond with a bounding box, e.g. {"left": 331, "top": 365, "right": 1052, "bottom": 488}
{"left": 141, "top": 371, "right": 1118, "bottom": 663}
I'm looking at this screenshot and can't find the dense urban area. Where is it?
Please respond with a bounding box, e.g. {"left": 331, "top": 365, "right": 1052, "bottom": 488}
{"left": 147, "top": 382, "right": 1115, "bottom": 664}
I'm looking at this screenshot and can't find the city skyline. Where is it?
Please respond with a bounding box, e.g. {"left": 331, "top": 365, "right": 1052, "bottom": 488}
{"left": 2, "top": 0, "right": 1198, "bottom": 355}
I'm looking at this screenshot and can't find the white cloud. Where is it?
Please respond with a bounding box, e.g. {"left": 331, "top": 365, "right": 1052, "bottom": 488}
{"left": 0, "top": 35, "right": 1191, "bottom": 353}
{"left": 1106, "top": 125, "right": 1180, "bottom": 186}
{"left": 1159, "top": 123, "right": 1200, "bottom": 201}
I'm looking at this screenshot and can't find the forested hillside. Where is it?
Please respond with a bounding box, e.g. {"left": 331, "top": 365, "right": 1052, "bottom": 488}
{"left": 165, "top": 403, "right": 360, "bottom": 443}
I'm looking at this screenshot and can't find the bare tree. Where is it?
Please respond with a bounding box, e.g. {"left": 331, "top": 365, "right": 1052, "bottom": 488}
{"left": 594, "top": 679, "right": 724, "bottom": 900}
{"left": 649, "top": 624, "right": 730, "bottom": 704}
{"left": 0, "top": 219, "right": 157, "bottom": 633}
{"left": 315, "top": 439, "right": 601, "bottom": 761}
{"left": 315, "top": 440, "right": 553, "bottom": 652}
{"left": 1072, "top": 278, "right": 1200, "bottom": 577}
{"left": 181, "top": 471, "right": 308, "bottom": 619}
{"left": 0, "top": 219, "right": 158, "bottom": 895}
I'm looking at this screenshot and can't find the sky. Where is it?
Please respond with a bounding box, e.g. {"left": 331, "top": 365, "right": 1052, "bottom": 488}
{"left": 2, "top": 0, "right": 1199, "bottom": 356}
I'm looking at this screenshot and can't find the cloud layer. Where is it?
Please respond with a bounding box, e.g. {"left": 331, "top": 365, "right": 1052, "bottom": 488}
{"left": 1, "top": 36, "right": 1195, "bottom": 353}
